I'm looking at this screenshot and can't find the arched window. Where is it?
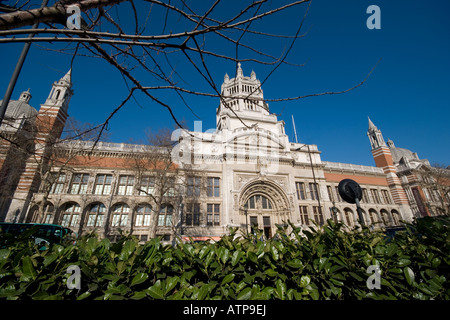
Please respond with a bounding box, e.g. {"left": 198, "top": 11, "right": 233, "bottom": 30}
{"left": 380, "top": 209, "right": 390, "bottom": 226}
{"left": 43, "top": 203, "right": 55, "bottom": 224}
{"left": 391, "top": 210, "right": 400, "bottom": 226}
{"left": 246, "top": 195, "right": 273, "bottom": 210}
{"left": 30, "top": 202, "right": 54, "bottom": 223}
{"left": 369, "top": 209, "right": 378, "bottom": 225}
{"left": 87, "top": 203, "right": 106, "bottom": 227}
{"left": 61, "top": 203, "right": 81, "bottom": 227}
{"left": 344, "top": 208, "right": 354, "bottom": 227}
{"left": 135, "top": 204, "right": 152, "bottom": 227}
{"left": 158, "top": 204, "right": 173, "bottom": 226}
{"left": 111, "top": 203, "right": 129, "bottom": 227}
{"left": 55, "top": 89, "right": 61, "bottom": 100}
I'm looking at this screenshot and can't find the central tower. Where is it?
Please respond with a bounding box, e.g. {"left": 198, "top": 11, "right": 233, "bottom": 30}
{"left": 216, "top": 63, "right": 285, "bottom": 136}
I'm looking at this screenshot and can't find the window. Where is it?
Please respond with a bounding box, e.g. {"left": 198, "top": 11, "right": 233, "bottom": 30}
{"left": 111, "top": 203, "right": 129, "bottom": 227}
{"left": 299, "top": 206, "right": 309, "bottom": 225}
{"left": 42, "top": 203, "right": 54, "bottom": 224}
{"left": 381, "top": 190, "right": 392, "bottom": 204}
{"left": 207, "top": 204, "right": 220, "bottom": 226}
{"left": 371, "top": 189, "right": 381, "bottom": 204}
{"left": 246, "top": 195, "right": 272, "bottom": 209}
{"left": 50, "top": 173, "right": 66, "bottom": 194}
{"left": 296, "top": 182, "right": 306, "bottom": 200}
{"left": 163, "top": 177, "right": 175, "bottom": 197}
{"left": 249, "top": 216, "right": 258, "bottom": 234}
{"left": 94, "top": 174, "right": 113, "bottom": 195}
{"left": 87, "top": 203, "right": 106, "bottom": 227}
{"left": 369, "top": 209, "right": 378, "bottom": 225}
{"left": 362, "top": 188, "right": 369, "bottom": 203}
{"left": 334, "top": 186, "right": 342, "bottom": 202}
{"left": 117, "top": 175, "right": 135, "bottom": 195}
{"left": 61, "top": 203, "right": 81, "bottom": 227}
{"left": 380, "top": 209, "right": 390, "bottom": 226}
{"left": 263, "top": 216, "right": 272, "bottom": 239}
{"left": 135, "top": 204, "right": 152, "bottom": 227}
{"left": 69, "top": 173, "right": 89, "bottom": 194}
{"left": 309, "top": 183, "right": 319, "bottom": 201}
{"left": 327, "top": 186, "right": 334, "bottom": 202}
{"left": 207, "top": 177, "right": 220, "bottom": 197}
{"left": 158, "top": 204, "right": 173, "bottom": 226}
{"left": 185, "top": 203, "right": 200, "bottom": 226}
{"left": 391, "top": 210, "right": 400, "bottom": 225}
{"left": 187, "top": 176, "right": 201, "bottom": 197}
{"left": 344, "top": 208, "right": 354, "bottom": 227}
{"left": 313, "top": 206, "right": 324, "bottom": 226}
{"left": 139, "top": 176, "right": 155, "bottom": 196}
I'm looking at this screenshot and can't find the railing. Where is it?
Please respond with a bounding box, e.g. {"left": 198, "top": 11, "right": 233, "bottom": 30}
{"left": 323, "top": 161, "right": 384, "bottom": 174}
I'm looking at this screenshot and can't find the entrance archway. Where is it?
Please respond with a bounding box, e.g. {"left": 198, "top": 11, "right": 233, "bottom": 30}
{"left": 238, "top": 179, "right": 291, "bottom": 237}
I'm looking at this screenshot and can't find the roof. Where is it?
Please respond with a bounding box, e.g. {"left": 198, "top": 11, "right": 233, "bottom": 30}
{"left": 390, "top": 146, "right": 419, "bottom": 163}
{"left": 0, "top": 98, "right": 38, "bottom": 120}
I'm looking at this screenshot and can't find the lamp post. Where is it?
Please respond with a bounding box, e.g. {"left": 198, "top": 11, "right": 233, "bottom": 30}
{"left": 0, "top": 0, "right": 49, "bottom": 127}
{"left": 330, "top": 200, "right": 338, "bottom": 223}
{"left": 244, "top": 203, "right": 249, "bottom": 236}
{"left": 338, "top": 179, "right": 365, "bottom": 227}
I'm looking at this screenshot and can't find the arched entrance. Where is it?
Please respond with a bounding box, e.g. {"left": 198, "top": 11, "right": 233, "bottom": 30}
{"left": 238, "top": 179, "right": 291, "bottom": 238}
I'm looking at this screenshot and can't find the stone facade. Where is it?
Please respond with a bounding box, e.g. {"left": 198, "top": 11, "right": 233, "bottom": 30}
{"left": 1, "top": 65, "right": 447, "bottom": 242}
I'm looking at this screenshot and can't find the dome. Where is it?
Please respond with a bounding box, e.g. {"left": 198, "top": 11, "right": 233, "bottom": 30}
{"left": 390, "top": 147, "right": 419, "bottom": 163}
{"left": 0, "top": 91, "right": 38, "bottom": 121}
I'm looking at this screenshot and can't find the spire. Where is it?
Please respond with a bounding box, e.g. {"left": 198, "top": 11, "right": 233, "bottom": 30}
{"left": 224, "top": 72, "right": 229, "bottom": 83}
{"left": 250, "top": 70, "right": 256, "bottom": 81}
{"left": 367, "top": 117, "right": 386, "bottom": 149}
{"left": 236, "top": 62, "right": 243, "bottom": 78}
{"left": 60, "top": 68, "right": 72, "bottom": 86}
{"left": 368, "top": 116, "right": 377, "bottom": 131}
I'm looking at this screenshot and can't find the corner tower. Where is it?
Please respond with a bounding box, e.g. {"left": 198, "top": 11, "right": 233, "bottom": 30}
{"left": 5, "top": 69, "right": 73, "bottom": 222}
{"left": 367, "top": 117, "right": 414, "bottom": 221}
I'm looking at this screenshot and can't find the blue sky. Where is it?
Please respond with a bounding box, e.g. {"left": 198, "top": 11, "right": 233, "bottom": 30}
{"left": 0, "top": 0, "right": 449, "bottom": 167}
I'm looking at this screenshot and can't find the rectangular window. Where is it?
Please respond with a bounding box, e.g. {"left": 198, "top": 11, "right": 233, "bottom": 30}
{"left": 117, "top": 175, "right": 135, "bottom": 195}
{"left": 207, "top": 177, "right": 220, "bottom": 197}
{"left": 309, "top": 183, "right": 319, "bottom": 201}
{"left": 87, "top": 214, "right": 104, "bottom": 227}
{"left": 335, "top": 186, "right": 342, "bottom": 202}
{"left": 69, "top": 173, "right": 89, "bottom": 194}
{"left": 327, "top": 186, "right": 334, "bottom": 202}
{"left": 158, "top": 214, "right": 166, "bottom": 226}
{"left": 112, "top": 214, "right": 127, "bottom": 227}
{"left": 187, "top": 176, "right": 201, "bottom": 197}
{"left": 44, "top": 214, "right": 53, "bottom": 224}
{"left": 250, "top": 216, "right": 258, "bottom": 234}
{"left": 313, "top": 206, "right": 324, "bottom": 226}
{"left": 163, "top": 177, "right": 175, "bottom": 197}
{"left": 263, "top": 216, "right": 272, "bottom": 238}
{"left": 94, "top": 174, "right": 113, "bottom": 195}
{"left": 207, "top": 204, "right": 220, "bottom": 226}
{"left": 381, "top": 190, "right": 392, "bottom": 204}
{"left": 139, "top": 176, "right": 155, "bottom": 196}
{"left": 296, "top": 182, "right": 306, "bottom": 200}
{"left": 362, "top": 188, "right": 369, "bottom": 203}
{"left": 299, "top": 206, "right": 309, "bottom": 225}
{"left": 50, "top": 173, "right": 66, "bottom": 194}
{"left": 185, "top": 203, "right": 201, "bottom": 226}
{"left": 371, "top": 189, "right": 381, "bottom": 204}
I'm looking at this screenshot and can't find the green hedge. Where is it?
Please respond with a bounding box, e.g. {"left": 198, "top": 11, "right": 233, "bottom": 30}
{"left": 0, "top": 217, "right": 449, "bottom": 300}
